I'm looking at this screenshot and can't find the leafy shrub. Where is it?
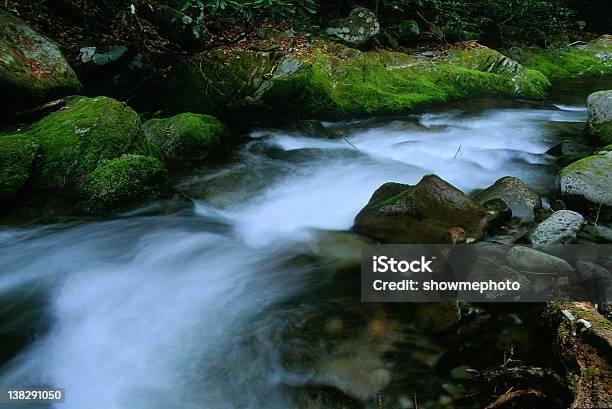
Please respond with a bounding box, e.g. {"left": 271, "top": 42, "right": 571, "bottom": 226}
{"left": 180, "top": 0, "right": 318, "bottom": 22}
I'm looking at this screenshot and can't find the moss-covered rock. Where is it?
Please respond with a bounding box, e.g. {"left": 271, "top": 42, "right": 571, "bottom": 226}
{"left": 559, "top": 153, "right": 612, "bottom": 208}
{"left": 143, "top": 113, "right": 229, "bottom": 165}
{"left": 25, "top": 96, "right": 143, "bottom": 190}
{"left": 0, "top": 10, "right": 81, "bottom": 112}
{"left": 80, "top": 154, "right": 166, "bottom": 210}
{"left": 519, "top": 35, "right": 612, "bottom": 78}
{"left": 145, "top": 42, "right": 549, "bottom": 121}
{"left": 0, "top": 135, "right": 39, "bottom": 202}
{"left": 353, "top": 175, "right": 489, "bottom": 243}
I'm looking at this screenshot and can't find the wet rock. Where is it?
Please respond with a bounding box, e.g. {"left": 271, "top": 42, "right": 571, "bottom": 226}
{"left": 506, "top": 246, "right": 574, "bottom": 275}
{"left": 467, "top": 258, "right": 531, "bottom": 299}
{"left": 472, "top": 176, "right": 542, "bottom": 223}
{"left": 324, "top": 7, "right": 380, "bottom": 49}
{"left": 546, "top": 140, "right": 592, "bottom": 166}
{"left": 380, "top": 30, "right": 400, "bottom": 49}
{"left": 80, "top": 45, "right": 128, "bottom": 66}
{"left": 528, "top": 210, "right": 586, "bottom": 246}
{"left": 80, "top": 154, "right": 167, "bottom": 210}
{"left": 0, "top": 135, "right": 39, "bottom": 203}
{"left": 354, "top": 175, "right": 489, "bottom": 243}
{"left": 0, "top": 10, "right": 81, "bottom": 112}
{"left": 559, "top": 153, "right": 612, "bottom": 208}
{"left": 287, "top": 120, "right": 335, "bottom": 138}
{"left": 397, "top": 20, "right": 420, "bottom": 44}
{"left": 144, "top": 113, "right": 229, "bottom": 166}
{"left": 147, "top": 4, "right": 208, "bottom": 50}
{"left": 24, "top": 96, "right": 144, "bottom": 190}
{"left": 586, "top": 89, "right": 612, "bottom": 145}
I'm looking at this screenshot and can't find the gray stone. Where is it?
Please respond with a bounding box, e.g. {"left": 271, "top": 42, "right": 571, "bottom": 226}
{"left": 506, "top": 246, "right": 574, "bottom": 275}
{"left": 324, "top": 7, "right": 380, "bottom": 49}
{"left": 559, "top": 153, "right": 612, "bottom": 207}
{"left": 472, "top": 176, "right": 541, "bottom": 223}
{"left": 529, "top": 210, "right": 585, "bottom": 246}
{"left": 586, "top": 89, "right": 612, "bottom": 145}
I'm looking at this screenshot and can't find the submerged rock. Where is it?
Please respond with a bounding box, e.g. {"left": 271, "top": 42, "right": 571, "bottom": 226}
{"left": 0, "top": 135, "right": 39, "bottom": 202}
{"left": 353, "top": 175, "right": 489, "bottom": 243}
{"left": 324, "top": 7, "right": 380, "bottom": 49}
{"left": 144, "top": 113, "right": 229, "bottom": 165}
{"left": 0, "top": 10, "right": 81, "bottom": 112}
{"left": 80, "top": 154, "right": 166, "bottom": 210}
{"left": 586, "top": 89, "right": 612, "bottom": 145}
{"left": 24, "top": 96, "right": 144, "bottom": 190}
{"left": 528, "top": 210, "right": 586, "bottom": 246}
{"left": 472, "top": 176, "right": 542, "bottom": 223}
{"left": 559, "top": 152, "right": 612, "bottom": 208}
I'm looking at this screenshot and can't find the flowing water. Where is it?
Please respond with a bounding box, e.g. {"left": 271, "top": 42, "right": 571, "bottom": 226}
{"left": 0, "top": 81, "right": 606, "bottom": 409}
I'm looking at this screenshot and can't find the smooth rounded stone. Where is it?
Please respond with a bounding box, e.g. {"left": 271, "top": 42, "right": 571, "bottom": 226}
{"left": 472, "top": 176, "right": 542, "bottom": 223}
{"left": 0, "top": 10, "right": 81, "bottom": 111}
{"left": 586, "top": 89, "right": 612, "bottom": 145}
{"left": 303, "top": 229, "right": 374, "bottom": 269}
{"left": 529, "top": 210, "right": 586, "bottom": 245}
{"left": 353, "top": 175, "right": 489, "bottom": 244}
{"left": 324, "top": 7, "right": 380, "bottom": 49}
{"left": 574, "top": 260, "right": 610, "bottom": 283}
{"left": 559, "top": 153, "right": 612, "bottom": 207}
{"left": 466, "top": 258, "right": 531, "bottom": 299}
{"left": 594, "top": 225, "right": 612, "bottom": 242}
{"left": 506, "top": 246, "right": 574, "bottom": 276}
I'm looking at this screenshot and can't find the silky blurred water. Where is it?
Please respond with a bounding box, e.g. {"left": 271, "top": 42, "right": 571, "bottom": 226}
{"left": 0, "top": 96, "right": 593, "bottom": 409}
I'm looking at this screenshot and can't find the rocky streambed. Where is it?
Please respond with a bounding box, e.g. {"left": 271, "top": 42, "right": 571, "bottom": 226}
{"left": 1, "top": 78, "right": 612, "bottom": 408}
{"left": 1, "top": 5, "right": 612, "bottom": 409}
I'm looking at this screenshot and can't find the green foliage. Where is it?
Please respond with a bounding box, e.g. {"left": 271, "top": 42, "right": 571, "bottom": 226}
{"left": 180, "top": 0, "right": 318, "bottom": 22}
{"left": 409, "top": 0, "right": 573, "bottom": 43}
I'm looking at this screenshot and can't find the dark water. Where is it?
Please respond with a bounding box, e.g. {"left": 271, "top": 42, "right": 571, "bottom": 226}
{"left": 0, "top": 79, "right": 607, "bottom": 409}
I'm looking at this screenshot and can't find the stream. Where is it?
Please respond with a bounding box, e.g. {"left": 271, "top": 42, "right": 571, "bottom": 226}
{"left": 0, "top": 79, "right": 608, "bottom": 409}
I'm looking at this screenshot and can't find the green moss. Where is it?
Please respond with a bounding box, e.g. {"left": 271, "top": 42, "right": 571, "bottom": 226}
{"left": 143, "top": 113, "right": 229, "bottom": 164}
{"left": 0, "top": 134, "right": 38, "bottom": 201}
{"left": 25, "top": 96, "right": 143, "bottom": 190}
{"left": 559, "top": 154, "right": 609, "bottom": 177}
{"left": 81, "top": 154, "right": 166, "bottom": 209}
{"left": 151, "top": 42, "right": 550, "bottom": 120}
{"left": 521, "top": 36, "right": 612, "bottom": 78}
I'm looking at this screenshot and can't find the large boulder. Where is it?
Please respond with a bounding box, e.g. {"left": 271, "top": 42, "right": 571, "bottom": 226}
{"left": 472, "top": 176, "right": 542, "bottom": 223}
{"left": 143, "top": 113, "right": 229, "bottom": 165}
{"left": 559, "top": 153, "right": 612, "bottom": 208}
{"left": 586, "top": 90, "right": 612, "bottom": 145}
{"left": 0, "top": 135, "right": 39, "bottom": 202}
{"left": 0, "top": 10, "right": 81, "bottom": 112}
{"left": 324, "top": 7, "right": 380, "bottom": 49}
{"left": 80, "top": 154, "right": 166, "bottom": 210}
{"left": 353, "top": 175, "right": 489, "bottom": 243}
{"left": 528, "top": 210, "right": 585, "bottom": 246}
{"left": 24, "top": 96, "right": 144, "bottom": 190}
